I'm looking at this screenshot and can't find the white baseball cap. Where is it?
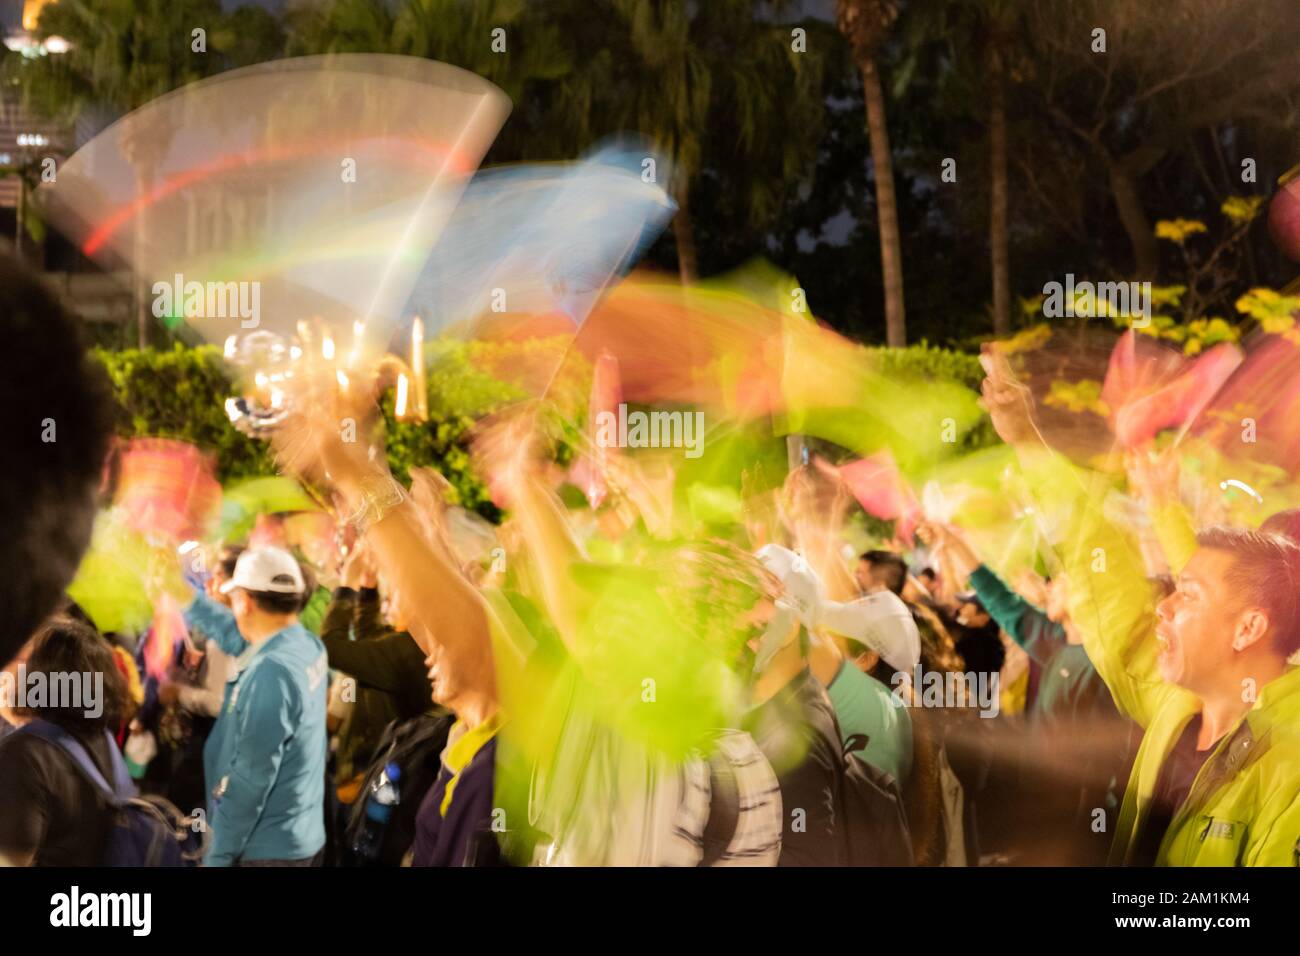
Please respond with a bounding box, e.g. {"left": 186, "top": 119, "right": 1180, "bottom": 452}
{"left": 219, "top": 546, "right": 306, "bottom": 596}
{"left": 820, "top": 590, "right": 921, "bottom": 674}
{"left": 755, "top": 544, "right": 824, "bottom": 629}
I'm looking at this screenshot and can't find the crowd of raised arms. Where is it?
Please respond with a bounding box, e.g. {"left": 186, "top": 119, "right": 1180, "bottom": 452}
{"left": 1, "top": 250, "right": 1298, "bottom": 869}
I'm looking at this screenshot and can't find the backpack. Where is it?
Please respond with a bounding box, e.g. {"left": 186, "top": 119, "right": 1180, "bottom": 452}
{"left": 838, "top": 733, "right": 915, "bottom": 867}
{"left": 344, "top": 710, "right": 455, "bottom": 866}
{"left": 19, "top": 720, "right": 205, "bottom": 867}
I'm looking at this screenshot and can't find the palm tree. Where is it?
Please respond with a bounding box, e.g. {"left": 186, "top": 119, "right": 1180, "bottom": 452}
{"left": 891, "top": 0, "right": 1023, "bottom": 336}
{"left": 969, "top": 0, "right": 1021, "bottom": 336}
{"left": 986, "top": 20, "right": 1011, "bottom": 336}
{"left": 836, "top": 0, "right": 905, "bottom": 346}
{"left": 20, "top": 0, "right": 230, "bottom": 347}
{"left": 602, "top": 0, "right": 823, "bottom": 284}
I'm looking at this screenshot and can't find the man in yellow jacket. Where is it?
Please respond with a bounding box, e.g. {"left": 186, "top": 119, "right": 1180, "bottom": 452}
{"left": 982, "top": 350, "right": 1300, "bottom": 866}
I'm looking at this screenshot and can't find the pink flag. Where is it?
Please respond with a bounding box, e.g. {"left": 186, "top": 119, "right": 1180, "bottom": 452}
{"left": 832, "top": 451, "right": 921, "bottom": 544}
{"left": 1102, "top": 330, "right": 1243, "bottom": 448}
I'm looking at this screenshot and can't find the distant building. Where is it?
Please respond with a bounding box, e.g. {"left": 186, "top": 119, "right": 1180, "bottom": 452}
{"left": 1, "top": 0, "right": 72, "bottom": 210}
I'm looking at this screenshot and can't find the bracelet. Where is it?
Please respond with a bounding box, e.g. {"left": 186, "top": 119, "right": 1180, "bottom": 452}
{"left": 347, "top": 474, "right": 409, "bottom": 535}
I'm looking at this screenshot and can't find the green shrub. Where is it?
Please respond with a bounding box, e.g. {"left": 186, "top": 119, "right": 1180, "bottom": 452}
{"left": 90, "top": 338, "right": 993, "bottom": 521}
{"left": 91, "top": 340, "right": 553, "bottom": 520}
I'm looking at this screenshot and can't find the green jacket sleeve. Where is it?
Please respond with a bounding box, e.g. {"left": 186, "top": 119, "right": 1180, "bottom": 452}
{"left": 298, "top": 586, "right": 332, "bottom": 636}
{"left": 1019, "top": 447, "right": 1176, "bottom": 730}
{"left": 968, "top": 564, "right": 1031, "bottom": 647}
{"left": 1246, "top": 791, "right": 1300, "bottom": 866}
{"left": 1151, "top": 499, "right": 1198, "bottom": 576}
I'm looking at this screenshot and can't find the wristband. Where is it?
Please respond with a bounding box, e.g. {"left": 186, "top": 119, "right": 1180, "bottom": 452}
{"left": 347, "top": 474, "right": 409, "bottom": 535}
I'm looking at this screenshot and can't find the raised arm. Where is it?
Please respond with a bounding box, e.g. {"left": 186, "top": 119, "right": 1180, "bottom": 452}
{"left": 982, "top": 348, "right": 1173, "bottom": 728}
{"left": 271, "top": 383, "right": 497, "bottom": 705}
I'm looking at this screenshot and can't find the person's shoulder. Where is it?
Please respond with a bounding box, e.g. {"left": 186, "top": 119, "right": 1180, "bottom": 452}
{"left": 0, "top": 729, "right": 60, "bottom": 790}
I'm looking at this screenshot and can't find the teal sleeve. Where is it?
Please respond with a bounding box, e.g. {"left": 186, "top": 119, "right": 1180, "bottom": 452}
{"left": 968, "top": 564, "right": 1031, "bottom": 647}
{"left": 184, "top": 594, "right": 248, "bottom": 657}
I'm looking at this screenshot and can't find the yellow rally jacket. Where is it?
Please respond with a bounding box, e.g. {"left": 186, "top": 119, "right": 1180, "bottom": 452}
{"left": 1021, "top": 449, "right": 1300, "bottom": 866}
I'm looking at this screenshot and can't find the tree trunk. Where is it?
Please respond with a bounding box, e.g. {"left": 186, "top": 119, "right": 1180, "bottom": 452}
{"left": 14, "top": 172, "right": 24, "bottom": 266}
{"left": 860, "top": 54, "right": 906, "bottom": 347}
{"left": 673, "top": 177, "right": 698, "bottom": 284}
{"left": 134, "top": 165, "right": 151, "bottom": 348}
{"left": 1109, "top": 163, "right": 1160, "bottom": 279}
{"left": 989, "top": 71, "right": 1011, "bottom": 336}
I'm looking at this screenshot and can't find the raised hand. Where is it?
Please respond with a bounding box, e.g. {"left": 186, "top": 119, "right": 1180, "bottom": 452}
{"left": 980, "top": 346, "right": 1038, "bottom": 446}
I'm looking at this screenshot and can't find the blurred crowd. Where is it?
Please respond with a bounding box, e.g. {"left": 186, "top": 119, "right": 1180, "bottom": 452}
{"left": 1, "top": 250, "right": 1298, "bottom": 869}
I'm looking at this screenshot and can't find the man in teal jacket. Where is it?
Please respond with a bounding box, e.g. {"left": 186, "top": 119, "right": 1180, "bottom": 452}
{"left": 185, "top": 547, "right": 328, "bottom": 866}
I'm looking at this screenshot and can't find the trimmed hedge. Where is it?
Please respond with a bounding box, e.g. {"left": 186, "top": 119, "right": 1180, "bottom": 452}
{"left": 92, "top": 339, "right": 994, "bottom": 519}
{"left": 92, "top": 341, "right": 555, "bottom": 520}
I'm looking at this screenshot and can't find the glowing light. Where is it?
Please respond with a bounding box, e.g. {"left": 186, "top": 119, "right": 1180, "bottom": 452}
{"left": 1219, "top": 479, "right": 1264, "bottom": 505}
{"left": 394, "top": 374, "right": 409, "bottom": 419}
{"left": 322, "top": 334, "right": 335, "bottom": 361}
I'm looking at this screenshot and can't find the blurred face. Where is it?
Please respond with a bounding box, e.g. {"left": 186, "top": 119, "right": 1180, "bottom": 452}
{"left": 230, "top": 589, "right": 255, "bottom": 635}
{"left": 855, "top": 560, "right": 881, "bottom": 594}
{"left": 743, "top": 597, "right": 778, "bottom": 650}
{"left": 741, "top": 596, "right": 793, "bottom": 676}
{"left": 957, "top": 602, "right": 990, "bottom": 628}
{"left": 424, "top": 642, "right": 463, "bottom": 708}
{"left": 1045, "top": 573, "right": 1070, "bottom": 623}
{"left": 1155, "top": 548, "right": 1249, "bottom": 692}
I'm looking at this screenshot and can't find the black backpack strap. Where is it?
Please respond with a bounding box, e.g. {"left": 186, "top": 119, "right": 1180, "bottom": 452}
{"left": 700, "top": 749, "right": 740, "bottom": 867}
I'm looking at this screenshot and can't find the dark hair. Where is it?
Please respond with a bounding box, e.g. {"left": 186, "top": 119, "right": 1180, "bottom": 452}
{"left": 246, "top": 590, "right": 304, "bottom": 616}
{"left": 17, "top": 616, "right": 130, "bottom": 734}
{"left": 217, "top": 545, "right": 246, "bottom": 579}
{"left": 0, "top": 254, "right": 115, "bottom": 664}
{"left": 860, "top": 550, "right": 907, "bottom": 596}
{"left": 1260, "top": 509, "right": 1300, "bottom": 543}
{"left": 918, "top": 568, "right": 937, "bottom": 582}
{"left": 1196, "top": 527, "right": 1300, "bottom": 657}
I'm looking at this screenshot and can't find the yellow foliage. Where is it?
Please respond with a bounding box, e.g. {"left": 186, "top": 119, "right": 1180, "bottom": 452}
{"left": 1221, "top": 195, "right": 1265, "bottom": 225}
{"left": 1155, "top": 219, "right": 1208, "bottom": 243}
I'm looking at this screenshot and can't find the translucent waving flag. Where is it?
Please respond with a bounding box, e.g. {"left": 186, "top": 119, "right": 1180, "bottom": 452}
{"left": 403, "top": 142, "right": 675, "bottom": 336}
{"left": 36, "top": 54, "right": 510, "bottom": 356}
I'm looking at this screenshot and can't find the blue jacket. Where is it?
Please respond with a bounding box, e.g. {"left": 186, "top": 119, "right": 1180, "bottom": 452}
{"left": 184, "top": 595, "right": 328, "bottom": 865}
